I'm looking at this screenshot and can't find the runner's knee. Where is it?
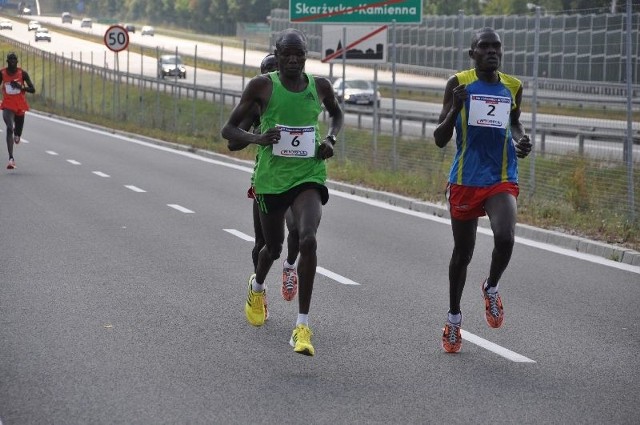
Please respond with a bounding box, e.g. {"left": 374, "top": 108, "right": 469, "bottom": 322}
{"left": 263, "top": 243, "right": 283, "bottom": 261}
{"left": 298, "top": 233, "right": 317, "bottom": 255}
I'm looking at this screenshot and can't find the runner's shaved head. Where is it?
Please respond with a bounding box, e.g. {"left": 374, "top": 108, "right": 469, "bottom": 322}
{"left": 275, "top": 29, "right": 307, "bottom": 51}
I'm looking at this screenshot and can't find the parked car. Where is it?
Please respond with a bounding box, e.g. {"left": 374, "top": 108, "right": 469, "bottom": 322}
{"left": 80, "top": 18, "right": 93, "bottom": 28}
{"left": 333, "top": 78, "right": 381, "bottom": 107}
{"left": 27, "top": 20, "right": 40, "bottom": 31}
{"left": 141, "top": 25, "right": 154, "bottom": 36}
{"left": 0, "top": 20, "right": 13, "bottom": 30}
{"left": 61, "top": 12, "right": 72, "bottom": 24}
{"left": 157, "top": 55, "right": 186, "bottom": 79}
{"left": 35, "top": 27, "right": 51, "bottom": 42}
{"left": 123, "top": 23, "right": 135, "bottom": 33}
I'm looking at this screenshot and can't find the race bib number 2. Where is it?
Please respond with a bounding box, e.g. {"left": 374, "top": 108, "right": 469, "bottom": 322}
{"left": 468, "top": 94, "right": 511, "bottom": 129}
{"left": 272, "top": 125, "right": 316, "bottom": 158}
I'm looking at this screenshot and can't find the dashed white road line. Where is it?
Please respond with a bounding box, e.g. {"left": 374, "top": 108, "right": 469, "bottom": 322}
{"left": 125, "top": 185, "right": 146, "bottom": 193}
{"left": 461, "top": 330, "right": 536, "bottom": 363}
{"left": 92, "top": 171, "right": 110, "bottom": 178}
{"left": 45, "top": 150, "right": 58, "bottom": 156}
{"left": 223, "top": 228, "right": 255, "bottom": 242}
{"left": 168, "top": 204, "right": 194, "bottom": 213}
{"left": 67, "top": 159, "right": 81, "bottom": 165}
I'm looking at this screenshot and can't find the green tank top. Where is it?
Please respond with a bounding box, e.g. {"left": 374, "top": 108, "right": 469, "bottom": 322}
{"left": 254, "top": 71, "right": 325, "bottom": 195}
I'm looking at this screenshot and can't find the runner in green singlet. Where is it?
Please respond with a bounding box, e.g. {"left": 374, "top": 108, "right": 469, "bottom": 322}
{"left": 227, "top": 54, "right": 300, "bottom": 316}
{"left": 222, "top": 29, "right": 343, "bottom": 356}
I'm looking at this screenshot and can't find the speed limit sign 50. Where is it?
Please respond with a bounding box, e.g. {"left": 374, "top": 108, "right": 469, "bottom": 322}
{"left": 104, "top": 25, "right": 130, "bottom": 52}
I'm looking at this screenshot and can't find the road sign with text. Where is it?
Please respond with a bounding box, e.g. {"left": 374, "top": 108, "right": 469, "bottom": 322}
{"left": 290, "top": 0, "right": 422, "bottom": 24}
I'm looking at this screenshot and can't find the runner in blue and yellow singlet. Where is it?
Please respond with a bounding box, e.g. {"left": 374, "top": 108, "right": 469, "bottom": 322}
{"left": 222, "top": 29, "right": 343, "bottom": 356}
{"left": 434, "top": 28, "right": 532, "bottom": 354}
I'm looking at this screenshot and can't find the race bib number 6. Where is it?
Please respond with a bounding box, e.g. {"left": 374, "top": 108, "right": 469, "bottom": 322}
{"left": 272, "top": 125, "right": 316, "bottom": 158}
{"left": 468, "top": 94, "right": 511, "bottom": 129}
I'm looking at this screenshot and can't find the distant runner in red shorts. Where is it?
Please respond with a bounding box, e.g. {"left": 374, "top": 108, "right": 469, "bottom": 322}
{"left": 1, "top": 52, "right": 36, "bottom": 170}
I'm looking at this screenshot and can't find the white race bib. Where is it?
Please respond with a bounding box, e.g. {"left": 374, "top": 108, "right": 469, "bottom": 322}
{"left": 468, "top": 94, "right": 511, "bottom": 129}
{"left": 272, "top": 125, "right": 316, "bottom": 158}
{"left": 4, "top": 82, "right": 21, "bottom": 95}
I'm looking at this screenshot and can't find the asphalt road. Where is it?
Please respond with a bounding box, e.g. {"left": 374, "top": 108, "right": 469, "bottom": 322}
{"left": 1, "top": 114, "right": 638, "bottom": 424}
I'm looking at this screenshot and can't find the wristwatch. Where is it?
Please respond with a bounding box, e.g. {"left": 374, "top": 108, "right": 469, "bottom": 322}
{"left": 325, "top": 135, "right": 337, "bottom": 145}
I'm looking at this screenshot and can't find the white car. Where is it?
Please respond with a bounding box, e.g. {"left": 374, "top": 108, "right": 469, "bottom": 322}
{"left": 35, "top": 27, "right": 51, "bottom": 42}
{"left": 28, "top": 20, "right": 40, "bottom": 31}
{"left": 80, "top": 18, "right": 92, "bottom": 28}
{"left": 141, "top": 25, "right": 154, "bottom": 36}
{"left": 0, "top": 20, "right": 12, "bottom": 30}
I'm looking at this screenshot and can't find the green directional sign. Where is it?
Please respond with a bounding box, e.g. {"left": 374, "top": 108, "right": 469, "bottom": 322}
{"left": 290, "top": 0, "right": 422, "bottom": 24}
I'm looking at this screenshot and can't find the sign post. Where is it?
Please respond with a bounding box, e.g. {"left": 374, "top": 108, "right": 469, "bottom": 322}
{"left": 103, "top": 25, "right": 129, "bottom": 119}
{"left": 290, "top": 0, "right": 422, "bottom": 166}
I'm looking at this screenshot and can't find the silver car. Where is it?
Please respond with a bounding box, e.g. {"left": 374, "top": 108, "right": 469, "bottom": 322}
{"left": 157, "top": 55, "right": 186, "bottom": 79}
{"left": 333, "top": 79, "right": 381, "bottom": 107}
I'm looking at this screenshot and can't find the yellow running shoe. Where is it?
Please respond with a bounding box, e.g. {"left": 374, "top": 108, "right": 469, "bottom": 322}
{"left": 289, "top": 324, "right": 315, "bottom": 356}
{"left": 244, "top": 274, "right": 266, "bottom": 326}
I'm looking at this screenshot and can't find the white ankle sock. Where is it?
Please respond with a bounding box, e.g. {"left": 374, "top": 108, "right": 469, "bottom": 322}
{"left": 296, "top": 314, "right": 309, "bottom": 326}
{"left": 284, "top": 260, "right": 295, "bottom": 269}
{"left": 252, "top": 277, "right": 264, "bottom": 292}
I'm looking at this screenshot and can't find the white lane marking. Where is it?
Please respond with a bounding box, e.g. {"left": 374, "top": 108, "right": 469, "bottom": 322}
{"left": 125, "top": 185, "right": 146, "bottom": 193}
{"left": 223, "top": 228, "right": 255, "bottom": 242}
{"left": 316, "top": 267, "right": 360, "bottom": 285}
{"left": 223, "top": 228, "right": 361, "bottom": 286}
{"left": 46, "top": 150, "right": 58, "bottom": 156}
{"left": 92, "top": 171, "right": 110, "bottom": 178}
{"left": 33, "top": 113, "right": 639, "bottom": 274}
{"left": 67, "top": 159, "right": 81, "bottom": 165}
{"left": 168, "top": 204, "right": 194, "bottom": 213}
{"left": 461, "top": 330, "right": 536, "bottom": 363}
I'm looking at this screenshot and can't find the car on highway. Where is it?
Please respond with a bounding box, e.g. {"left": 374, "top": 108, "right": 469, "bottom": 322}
{"left": 0, "top": 20, "right": 13, "bottom": 30}
{"left": 35, "top": 27, "right": 51, "bottom": 42}
{"left": 123, "top": 23, "right": 135, "bottom": 33}
{"left": 27, "top": 20, "right": 40, "bottom": 31}
{"left": 157, "top": 55, "right": 186, "bottom": 79}
{"left": 61, "top": 12, "right": 72, "bottom": 24}
{"left": 22, "top": 6, "right": 32, "bottom": 15}
{"left": 80, "top": 18, "right": 92, "bottom": 28}
{"left": 141, "top": 25, "right": 154, "bottom": 36}
{"left": 333, "top": 78, "right": 381, "bottom": 107}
